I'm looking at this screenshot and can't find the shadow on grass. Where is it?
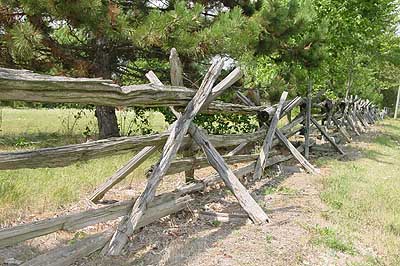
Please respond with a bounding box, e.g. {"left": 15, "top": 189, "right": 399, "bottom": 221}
{"left": 362, "top": 149, "right": 394, "bottom": 165}
{"left": 379, "top": 123, "right": 400, "bottom": 132}
{"left": 373, "top": 133, "right": 400, "bottom": 147}
{"left": 0, "top": 132, "right": 87, "bottom": 150}
{"left": 314, "top": 122, "right": 399, "bottom": 166}
{"left": 347, "top": 129, "right": 400, "bottom": 165}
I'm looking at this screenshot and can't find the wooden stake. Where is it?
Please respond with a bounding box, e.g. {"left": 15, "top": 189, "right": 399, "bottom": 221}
{"left": 253, "top": 91, "right": 288, "bottom": 180}
{"left": 332, "top": 116, "right": 351, "bottom": 143}
{"left": 346, "top": 114, "right": 360, "bottom": 136}
{"left": 188, "top": 125, "right": 269, "bottom": 224}
{"left": 237, "top": 91, "right": 256, "bottom": 107}
{"left": 170, "top": 49, "right": 195, "bottom": 181}
{"left": 227, "top": 142, "right": 248, "bottom": 156}
{"left": 395, "top": 86, "right": 400, "bottom": 119}
{"left": 304, "top": 80, "right": 312, "bottom": 159}
{"left": 281, "top": 97, "right": 303, "bottom": 117}
{"left": 149, "top": 52, "right": 267, "bottom": 225}
{"left": 89, "top": 146, "right": 158, "bottom": 202}
{"left": 167, "top": 51, "right": 268, "bottom": 223}
{"left": 310, "top": 117, "right": 345, "bottom": 155}
{"left": 170, "top": 48, "right": 184, "bottom": 87}
{"left": 169, "top": 55, "right": 267, "bottom": 222}
{"left": 275, "top": 128, "right": 319, "bottom": 175}
{"left": 356, "top": 112, "right": 369, "bottom": 129}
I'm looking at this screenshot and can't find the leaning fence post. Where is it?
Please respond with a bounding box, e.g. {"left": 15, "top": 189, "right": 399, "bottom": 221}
{"left": 170, "top": 48, "right": 195, "bottom": 182}
{"left": 304, "top": 79, "right": 312, "bottom": 159}
{"left": 395, "top": 86, "right": 400, "bottom": 119}
{"left": 310, "top": 117, "right": 345, "bottom": 155}
{"left": 253, "top": 91, "right": 288, "bottom": 180}
{"left": 152, "top": 53, "right": 269, "bottom": 224}
{"left": 275, "top": 128, "right": 319, "bottom": 175}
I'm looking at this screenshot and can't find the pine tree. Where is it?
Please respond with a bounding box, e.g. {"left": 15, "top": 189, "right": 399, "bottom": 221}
{"left": 0, "top": 0, "right": 265, "bottom": 138}
{"left": 0, "top": 0, "right": 330, "bottom": 136}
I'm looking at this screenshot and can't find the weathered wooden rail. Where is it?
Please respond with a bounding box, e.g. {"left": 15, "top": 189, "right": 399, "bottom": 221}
{"left": 0, "top": 67, "right": 270, "bottom": 115}
{"left": 0, "top": 48, "right": 384, "bottom": 264}
{"left": 0, "top": 115, "right": 303, "bottom": 170}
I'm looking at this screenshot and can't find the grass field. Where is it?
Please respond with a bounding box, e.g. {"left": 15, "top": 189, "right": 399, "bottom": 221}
{"left": 0, "top": 107, "right": 167, "bottom": 224}
{"left": 316, "top": 119, "right": 400, "bottom": 265}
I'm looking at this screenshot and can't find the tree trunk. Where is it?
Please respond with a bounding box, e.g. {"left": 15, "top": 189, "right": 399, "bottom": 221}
{"left": 95, "top": 106, "right": 120, "bottom": 139}
{"left": 94, "top": 36, "right": 119, "bottom": 139}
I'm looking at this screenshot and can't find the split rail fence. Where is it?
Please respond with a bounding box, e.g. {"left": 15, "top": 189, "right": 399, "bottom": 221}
{"left": 0, "top": 48, "right": 384, "bottom": 265}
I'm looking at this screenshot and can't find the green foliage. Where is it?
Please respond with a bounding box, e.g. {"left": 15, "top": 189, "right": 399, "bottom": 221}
{"left": 263, "top": 185, "right": 298, "bottom": 195}
{"left": 118, "top": 108, "right": 168, "bottom": 136}
{"left": 0, "top": 0, "right": 262, "bottom": 79}
{"left": 256, "top": 0, "right": 326, "bottom": 67}
{"left": 58, "top": 109, "right": 88, "bottom": 136}
{"left": 243, "top": 0, "right": 328, "bottom": 102}
{"left": 309, "top": 0, "right": 400, "bottom": 105}
{"left": 194, "top": 113, "right": 259, "bottom": 134}
{"left": 8, "top": 21, "right": 43, "bottom": 64}
{"left": 120, "top": 59, "right": 170, "bottom": 85}
{"left": 131, "top": 2, "right": 204, "bottom": 53}
{"left": 210, "top": 220, "right": 222, "bottom": 227}
{"left": 68, "top": 231, "right": 88, "bottom": 245}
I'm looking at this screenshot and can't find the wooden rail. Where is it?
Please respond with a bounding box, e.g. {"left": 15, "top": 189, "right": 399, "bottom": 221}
{"left": 0, "top": 113, "right": 304, "bottom": 170}
{"left": 0, "top": 67, "right": 268, "bottom": 115}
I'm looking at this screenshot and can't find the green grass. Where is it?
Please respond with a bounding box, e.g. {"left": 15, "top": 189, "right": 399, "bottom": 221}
{"left": 0, "top": 107, "right": 167, "bottom": 224}
{"left": 0, "top": 107, "right": 168, "bottom": 150}
{"left": 311, "top": 225, "right": 355, "bottom": 254}
{"left": 317, "top": 119, "right": 400, "bottom": 265}
{"left": 262, "top": 185, "right": 298, "bottom": 196}
{"left": 210, "top": 220, "right": 222, "bottom": 227}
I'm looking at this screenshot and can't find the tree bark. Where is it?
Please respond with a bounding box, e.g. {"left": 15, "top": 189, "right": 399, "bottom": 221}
{"left": 95, "top": 106, "right": 120, "bottom": 139}
{"left": 94, "top": 36, "right": 120, "bottom": 139}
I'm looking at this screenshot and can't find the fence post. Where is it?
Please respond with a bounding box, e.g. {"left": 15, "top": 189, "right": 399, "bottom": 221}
{"left": 395, "top": 86, "right": 400, "bottom": 119}
{"left": 170, "top": 48, "right": 195, "bottom": 182}
{"left": 304, "top": 79, "right": 312, "bottom": 159}
{"left": 253, "top": 91, "right": 288, "bottom": 180}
